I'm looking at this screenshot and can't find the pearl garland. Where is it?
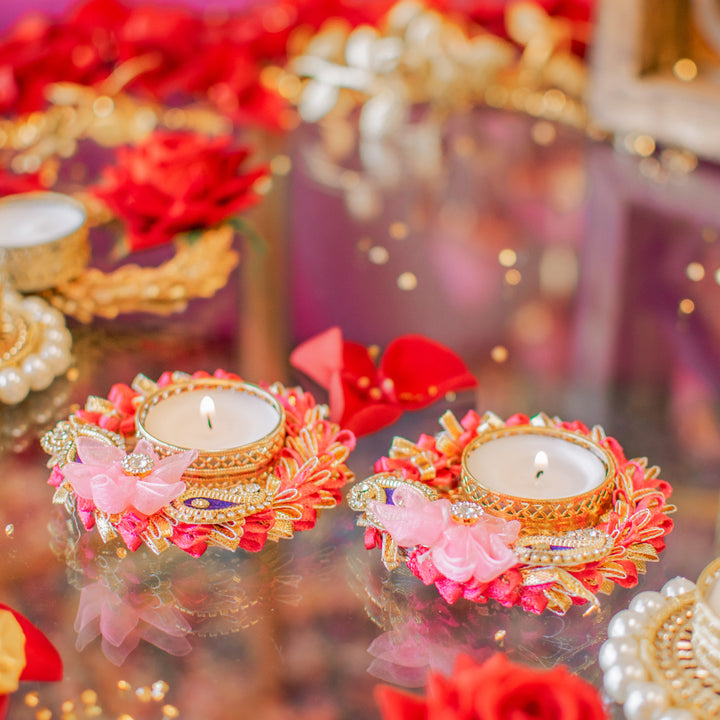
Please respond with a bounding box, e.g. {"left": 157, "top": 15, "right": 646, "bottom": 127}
{"left": 0, "top": 289, "right": 73, "bottom": 405}
{"left": 600, "top": 578, "right": 700, "bottom": 719}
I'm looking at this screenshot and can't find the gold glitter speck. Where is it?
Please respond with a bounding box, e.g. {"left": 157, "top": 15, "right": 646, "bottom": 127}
{"left": 494, "top": 629, "right": 506, "bottom": 642}
{"left": 673, "top": 58, "right": 698, "bottom": 82}
{"left": 685, "top": 262, "right": 705, "bottom": 282}
{"left": 678, "top": 298, "right": 695, "bottom": 315}
{"left": 61, "top": 701, "right": 74, "bottom": 712}
{"left": 368, "top": 246, "right": 389, "bottom": 264}
{"left": 498, "top": 249, "right": 517, "bottom": 267}
{"left": 136, "top": 687, "right": 152, "bottom": 702}
{"left": 117, "top": 680, "right": 131, "bottom": 692}
{"left": 505, "top": 269, "right": 522, "bottom": 285}
{"left": 80, "top": 690, "right": 97, "bottom": 705}
{"left": 5, "top": 524, "right": 13, "bottom": 537}
{"left": 389, "top": 222, "right": 409, "bottom": 240}
{"left": 162, "top": 706, "right": 180, "bottom": 718}
{"left": 25, "top": 693, "right": 40, "bottom": 707}
{"left": 35, "top": 709, "right": 52, "bottom": 720}
{"left": 491, "top": 345, "right": 509, "bottom": 363}
{"left": 397, "top": 272, "right": 417, "bottom": 291}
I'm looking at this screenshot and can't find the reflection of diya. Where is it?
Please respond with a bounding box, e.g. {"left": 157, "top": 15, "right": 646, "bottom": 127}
{"left": 601, "top": 558, "right": 720, "bottom": 720}
{"left": 350, "top": 410, "right": 674, "bottom": 615}
{"left": 42, "top": 370, "right": 356, "bottom": 556}
{"left": 50, "top": 508, "right": 296, "bottom": 665}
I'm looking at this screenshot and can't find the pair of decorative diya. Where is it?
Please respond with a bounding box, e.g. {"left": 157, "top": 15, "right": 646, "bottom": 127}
{"left": 41, "top": 370, "right": 674, "bottom": 617}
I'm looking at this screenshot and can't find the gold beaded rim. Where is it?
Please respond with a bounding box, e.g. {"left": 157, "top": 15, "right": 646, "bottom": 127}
{"left": 691, "top": 557, "right": 720, "bottom": 675}
{"left": 0, "top": 191, "right": 89, "bottom": 292}
{"left": 135, "top": 378, "right": 286, "bottom": 483}
{"left": 460, "top": 425, "right": 617, "bottom": 533}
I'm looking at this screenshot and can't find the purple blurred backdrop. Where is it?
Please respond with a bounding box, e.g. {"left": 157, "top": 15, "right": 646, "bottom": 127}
{"left": 0, "top": 0, "right": 259, "bottom": 30}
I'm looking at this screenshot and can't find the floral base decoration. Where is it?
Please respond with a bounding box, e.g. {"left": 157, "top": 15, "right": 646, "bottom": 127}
{"left": 41, "top": 369, "right": 356, "bottom": 557}
{"left": 375, "top": 652, "right": 608, "bottom": 720}
{"left": 349, "top": 411, "right": 675, "bottom": 615}
{"left": 600, "top": 560, "right": 720, "bottom": 720}
{"left": 0, "top": 603, "right": 63, "bottom": 719}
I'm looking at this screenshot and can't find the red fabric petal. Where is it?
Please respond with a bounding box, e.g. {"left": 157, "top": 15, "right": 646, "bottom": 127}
{"left": 374, "top": 685, "right": 428, "bottom": 720}
{"left": 378, "top": 335, "right": 477, "bottom": 410}
{"left": 0, "top": 605, "right": 62, "bottom": 683}
{"left": 289, "top": 326, "right": 344, "bottom": 389}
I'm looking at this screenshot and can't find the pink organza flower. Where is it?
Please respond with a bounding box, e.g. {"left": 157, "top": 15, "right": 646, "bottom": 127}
{"left": 61, "top": 437, "right": 196, "bottom": 516}
{"left": 370, "top": 486, "right": 520, "bottom": 584}
{"left": 75, "top": 581, "right": 192, "bottom": 666}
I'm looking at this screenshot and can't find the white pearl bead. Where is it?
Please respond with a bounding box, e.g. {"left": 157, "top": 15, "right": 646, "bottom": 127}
{"left": 624, "top": 681, "right": 669, "bottom": 720}
{"left": 654, "top": 709, "right": 696, "bottom": 720}
{"left": 661, "top": 577, "right": 695, "bottom": 598}
{"left": 629, "top": 591, "right": 666, "bottom": 616}
{"left": 2, "top": 289, "right": 22, "bottom": 309}
{"left": 20, "top": 296, "right": 52, "bottom": 320}
{"left": 21, "top": 354, "right": 53, "bottom": 391}
{"left": 0, "top": 367, "right": 30, "bottom": 405}
{"left": 608, "top": 609, "right": 645, "bottom": 638}
{"left": 599, "top": 637, "right": 639, "bottom": 671}
{"left": 43, "top": 327, "right": 73, "bottom": 351}
{"left": 40, "top": 344, "right": 70, "bottom": 375}
{"left": 603, "top": 659, "right": 648, "bottom": 703}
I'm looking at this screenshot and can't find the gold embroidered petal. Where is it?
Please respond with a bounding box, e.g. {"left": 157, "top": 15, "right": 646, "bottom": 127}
{"left": 268, "top": 519, "right": 295, "bottom": 540}
{"left": 381, "top": 533, "right": 401, "bottom": 571}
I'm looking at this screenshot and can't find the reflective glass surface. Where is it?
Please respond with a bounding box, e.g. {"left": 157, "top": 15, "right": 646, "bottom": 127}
{"left": 2, "top": 108, "right": 720, "bottom": 719}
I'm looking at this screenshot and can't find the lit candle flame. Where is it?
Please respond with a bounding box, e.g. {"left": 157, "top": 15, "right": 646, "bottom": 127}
{"left": 534, "top": 450, "right": 548, "bottom": 479}
{"left": 200, "top": 395, "right": 215, "bottom": 430}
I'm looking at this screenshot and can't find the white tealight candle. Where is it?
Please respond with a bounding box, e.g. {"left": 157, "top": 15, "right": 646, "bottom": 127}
{"left": 464, "top": 433, "right": 607, "bottom": 500}
{"left": 143, "top": 388, "right": 281, "bottom": 452}
{"left": 0, "top": 195, "right": 85, "bottom": 248}
{"left": 0, "top": 192, "right": 89, "bottom": 292}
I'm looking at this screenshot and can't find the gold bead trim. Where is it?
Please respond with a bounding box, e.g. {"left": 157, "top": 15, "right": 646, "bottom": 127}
{"left": 514, "top": 528, "right": 613, "bottom": 566}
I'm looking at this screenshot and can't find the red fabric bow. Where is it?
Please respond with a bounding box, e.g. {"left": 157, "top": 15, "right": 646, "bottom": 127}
{"left": 290, "top": 328, "right": 477, "bottom": 436}
{"left": 0, "top": 603, "right": 63, "bottom": 720}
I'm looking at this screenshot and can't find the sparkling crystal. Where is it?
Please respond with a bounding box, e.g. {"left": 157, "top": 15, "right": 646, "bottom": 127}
{"left": 121, "top": 453, "right": 155, "bottom": 476}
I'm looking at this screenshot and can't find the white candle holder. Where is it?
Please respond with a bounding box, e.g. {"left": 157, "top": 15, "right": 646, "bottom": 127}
{"left": 350, "top": 409, "right": 675, "bottom": 615}
{"left": 0, "top": 288, "right": 73, "bottom": 405}
{"left": 600, "top": 558, "right": 720, "bottom": 719}
{"left": 0, "top": 192, "right": 89, "bottom": 292}
{"left": 133, "top": 374, "right": 286, "bottom": 483}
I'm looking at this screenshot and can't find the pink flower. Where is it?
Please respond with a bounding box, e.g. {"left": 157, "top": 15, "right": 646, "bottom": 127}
{"left": 370, "top": 487, "right": 520, "bottom": 584}
{"left": 61, "top": 437, "right": 195, "bottom": 516}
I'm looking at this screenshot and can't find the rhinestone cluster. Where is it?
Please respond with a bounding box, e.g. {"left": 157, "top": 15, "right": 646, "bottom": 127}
{"left": 450, "top": 501, "right": 485, "bottom": 523}
{"left": 121, "top": 453, "right": 155, "bottom": 476}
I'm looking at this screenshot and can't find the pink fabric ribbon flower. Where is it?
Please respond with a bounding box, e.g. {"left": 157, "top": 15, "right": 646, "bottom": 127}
{"left": 61, "top": 438, "right": 196, "bottom": 516}
{"left": 369, "top": 486, "right": 520, "bottom": 584}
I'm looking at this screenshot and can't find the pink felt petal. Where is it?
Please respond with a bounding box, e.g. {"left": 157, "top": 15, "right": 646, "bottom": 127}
{"left": 91, "top": 473, "right": 135, "bottom": 514}
{"left": 289, "top": 326, "right": 344, "bottom": 389}
{"left": 133, "top": 439, "right": 160, "bottom": 461}
{"left": 62, "top": 463, "right": 106, "bottom": 500}
{"left": 152, "top": 449, "right": 198, "bottom": 481}
{"left": 75, "top": 437, "right": 125, "bottom": 466}
{"left": 370, "top": 493, "right": 449, "bottom": 548}
{"left": 379, "top": 335, "right": 477, "bottom": 410}
{"left": 132, "top": 480, "right": 186, "bottom": 515}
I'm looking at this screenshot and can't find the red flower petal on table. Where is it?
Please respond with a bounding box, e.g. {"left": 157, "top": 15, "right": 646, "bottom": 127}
{"left": 0, "top": 168, "right": 45, "bottom": 195}
{"left": 0, "top": 604, "right": 62, "bottom": 683}
{"left": 291, "top": 328, "right": 477, "bottom": 436}
{"left": 374, "top": 685, "right": 428, "bottom": 720}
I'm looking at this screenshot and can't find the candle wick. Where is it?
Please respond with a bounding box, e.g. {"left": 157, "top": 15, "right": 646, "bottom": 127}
{"left": 206, "top": 415, "right": 213, "bottom": 430}
{"left": 535, "top": 469, "right": 544, "bottom": 479}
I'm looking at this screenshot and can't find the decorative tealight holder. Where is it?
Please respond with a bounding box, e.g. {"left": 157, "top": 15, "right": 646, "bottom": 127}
{"left": 0, "top": 287, "right": 73, "bottom": 405}
{"left": 133, "top": 374, "right": 286, "bottom": 483}
{"left": 0, "top": 192, "right": 89, "bottom": 292}
{"left": 350, "top": 410, "right": 675, "bottom": 615}
{"left": 600, "top": 558, "right": 720, "bottom": 720}
{"left": 41, "top": 370, "right": 356, "bottom": 556}
{"left": 461, "top": 422, "right": 616, "bottom": 533}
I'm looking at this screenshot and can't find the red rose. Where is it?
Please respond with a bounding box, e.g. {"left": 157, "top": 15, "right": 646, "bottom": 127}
{"left": 91, "top": 130, "right": 268, "bottom": 251}
{"left": 376, "top": 653, "right": 607, "bottom": 720}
